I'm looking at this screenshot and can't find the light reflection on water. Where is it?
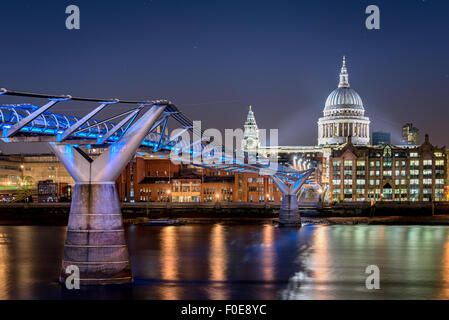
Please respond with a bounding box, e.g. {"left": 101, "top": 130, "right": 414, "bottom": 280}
{"left": 1, "top": 224, "right": 449, "bottom": 299}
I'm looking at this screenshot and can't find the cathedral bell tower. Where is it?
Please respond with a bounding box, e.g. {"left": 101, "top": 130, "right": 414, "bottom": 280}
{"left": 242, "top": 105, "right": 260, "bottom": 152}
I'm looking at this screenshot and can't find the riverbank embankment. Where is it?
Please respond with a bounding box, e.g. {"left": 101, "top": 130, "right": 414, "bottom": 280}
{"left": 1, "top": 201, "right": 449, "bottom": 225}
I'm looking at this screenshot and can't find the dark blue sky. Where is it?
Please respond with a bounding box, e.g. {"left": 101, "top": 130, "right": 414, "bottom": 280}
{"left": 1, "top": 0, "right": 448, "bottom": 153}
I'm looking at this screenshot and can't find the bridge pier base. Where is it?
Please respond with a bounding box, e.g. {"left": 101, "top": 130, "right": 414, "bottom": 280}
{"left": 60, "top": 183, "right": 132, "bottom": 285}
{"left": 279, "top": 193, "right": 301, "bottom": 227}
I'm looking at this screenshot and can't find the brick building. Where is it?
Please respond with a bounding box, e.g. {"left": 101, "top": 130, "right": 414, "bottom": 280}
{"left": 116, "top": 155, "right": 284, "bottom": 203}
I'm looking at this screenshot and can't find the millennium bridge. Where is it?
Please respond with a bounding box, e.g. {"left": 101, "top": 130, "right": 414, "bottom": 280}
{"left": 0, "top": 88, "right": 314, "bottom": 285}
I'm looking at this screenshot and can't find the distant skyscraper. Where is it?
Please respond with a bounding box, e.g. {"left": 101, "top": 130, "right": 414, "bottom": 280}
{"left": 242, "top": 106, "right": 260, "bottom": 152}
{"left": 372, "top": 131, "right": 391, "bottom": 145}
{"left": 401, "top": 123, "right": 419, "bottom": 145}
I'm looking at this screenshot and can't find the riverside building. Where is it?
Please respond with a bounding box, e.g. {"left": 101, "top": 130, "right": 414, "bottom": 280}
{"left": 328, "top": 135, "right": 446, "bottom": 202}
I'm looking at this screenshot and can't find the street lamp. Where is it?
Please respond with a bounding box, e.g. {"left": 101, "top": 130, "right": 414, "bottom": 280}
{"left": 167, "top": 189, "right": 171, "bottom": 202}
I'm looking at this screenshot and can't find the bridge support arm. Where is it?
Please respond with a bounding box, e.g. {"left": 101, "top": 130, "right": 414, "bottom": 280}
{"left": 271, "top": 169, "right": 315, "bottom": 227}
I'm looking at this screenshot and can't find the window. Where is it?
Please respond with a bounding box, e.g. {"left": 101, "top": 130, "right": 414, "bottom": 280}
{"left": 410, "top": 152, "right": 419, "bottom": 157}
{"left": 357, "top": 160, "right": 366, "bottom": 167}
{"left": 436, "top": 160, "right": 444, "bottom": 166}
{"left": 344, "top": 179, "right": 352, "bottom": 185}
{"left": 410, "top": 160, "right": 419, "bottom": 166}
{"left": 410, "top": 179, "right": 419, "bottom": 185}
{"left": 436, "top": 179, "right": 444, "bottom": 185}
{"left": 333, "top": 179, "right": 341, "bottom": 186}
{"left": 423, "top": 169, "right": 432, "bottom": 176}
{"left": 434, "top": 152, "right": 443, "bottom": 157}
{"left": 410, "top": 170, "right": 419, "bottom": 176}
{"left": 423, "top": 179, "right": 432, "bottom": 185}
{"left": 423, "top": 160, "right": 433, "bottom": 166}
{"left": 344, "top": 160, "right": 353, "bottom": 166}
{"left": 356, "top": 179, "right": 365, "bottom": 185}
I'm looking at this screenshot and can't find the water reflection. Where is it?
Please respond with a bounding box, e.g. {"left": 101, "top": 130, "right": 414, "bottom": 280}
{"left": 2, "top": 224, "right": 449, "bottom": 299}
{"left": 208, "top": 224, "right": 228, "bottom": 299}
{"left": 159, "top": 226, "right": 179, "bottom": 299}
{"left": 261, "top": 225, "right": 275, "bottom": 282}
{"left": 438, "top": 236, "right": 449, "bottom": 299}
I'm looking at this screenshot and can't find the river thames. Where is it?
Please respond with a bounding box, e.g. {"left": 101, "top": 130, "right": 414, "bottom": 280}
{"left": 1, "top": 223, "right": 449, "bottom": 299}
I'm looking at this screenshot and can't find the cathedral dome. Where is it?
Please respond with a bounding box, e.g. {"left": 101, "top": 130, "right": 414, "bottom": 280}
{"left": 324, "top": 87, "right": 364, "bottom": 111}
{"left": 317, "top": 57, "right": 370, "bottom": 146}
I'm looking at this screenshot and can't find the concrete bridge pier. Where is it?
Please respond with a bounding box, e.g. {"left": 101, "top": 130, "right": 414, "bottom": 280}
{"left": 50, "top": 104, "right": 167, "bottom": 285}
{"left": 272, "top": 170, "right": 314, "bottom": 227}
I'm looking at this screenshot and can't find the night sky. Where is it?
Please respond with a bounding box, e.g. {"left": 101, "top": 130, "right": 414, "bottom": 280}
{"left": 0, "top": 0, "right": 448, "bottom": 153}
